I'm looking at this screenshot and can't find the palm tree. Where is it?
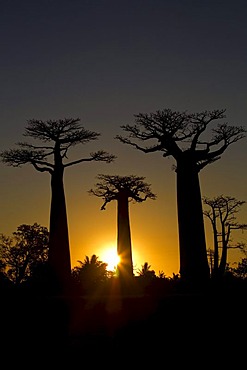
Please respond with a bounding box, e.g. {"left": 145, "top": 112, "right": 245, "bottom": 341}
{"left": 71, "top": 254, "right": 108, "bottom": 294}
{"left": 137, "top": 262, "right": 156, "bottom": 278}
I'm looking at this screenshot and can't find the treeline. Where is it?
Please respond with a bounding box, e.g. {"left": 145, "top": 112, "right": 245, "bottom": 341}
{"left": 0, "top": 222, "right": 246, "bottom": 297}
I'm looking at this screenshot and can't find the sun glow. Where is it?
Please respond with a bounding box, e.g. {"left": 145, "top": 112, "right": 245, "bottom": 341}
{"left": 101, "top": 246, "right": 120, "bottom": 271}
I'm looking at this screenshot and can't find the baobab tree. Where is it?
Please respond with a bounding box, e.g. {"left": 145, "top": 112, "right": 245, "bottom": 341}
{"left": 203, "top": 195, "right": 247, "bottom": 280}
{"left": 88, "top": 174, "right": 156, "bottom": 287}
{"left": 0, "top": 118, "right": 115, "bottom": 293}
{"left": 116, "top": 108, "right": 246, "bottom": 285}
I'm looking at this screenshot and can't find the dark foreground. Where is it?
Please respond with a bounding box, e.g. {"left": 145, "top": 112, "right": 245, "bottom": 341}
{"left": 1, "top": 288, "right": 246, "bottom": 365}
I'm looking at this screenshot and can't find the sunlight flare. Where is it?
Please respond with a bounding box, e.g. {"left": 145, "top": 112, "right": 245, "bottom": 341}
{"left": 101, "top": 246, "right": 120, "bottom": 271}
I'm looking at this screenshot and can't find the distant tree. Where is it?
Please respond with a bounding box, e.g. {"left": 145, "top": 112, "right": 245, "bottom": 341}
{"left": 229, "top": 257, "right": 247, "bottom": 279}
{"left": 0, "top": 118, "right": 115, "bottom": 293}
{"left": 0, "top": 223, "right": 49, "bottom": 285}
{"left": 0, "top": 257, "right": 6, "bottom": 272}
{"left": 71, "top": 254, "right": 108, "bottom": 294}
{"left": 170, "top": 272, "right": 180, "bottom": 281}
{"left": 27, "top": 260, "right": 52, "bottom": 291}
{"left": 89, "top": 174, "right": 156, "bottom": 286}
{"left": 0, "top": 256, "right": 12, "bottom": 289}
{"left": 116, "top": 108, "right": 246, "bottom": 285}
{"left": 203, "top": 195, "right": 247, "bottom": 279}
{"left": 157, "top": 270, "right": 167, "bottom": 279}
{"left": 137, "top": 262, "right": 156, "bottom": 279}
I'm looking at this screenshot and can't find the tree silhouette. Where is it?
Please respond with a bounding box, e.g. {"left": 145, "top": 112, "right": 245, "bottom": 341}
{"left": 230, "top": 257, "right": 247, "bottom": 279}
{"left": 71, "top": 254, "right": 108, "bottom": 294}
{"left": 0, "top": 118, "right": 115, "bottom": 293}
{"left": 137, "top": 262, "right": 156, "bottom": 278}
{"left": 89, "top": 174, "right": 156, "bottom": 286}
{"left": 0, "top": 223, "right": 49, "bottom": 285}
{"left": 116, "top": 108, "right": 246, "bottom": 285}
{"left": 203, "top": 195, "right": 247, "bottom": 280}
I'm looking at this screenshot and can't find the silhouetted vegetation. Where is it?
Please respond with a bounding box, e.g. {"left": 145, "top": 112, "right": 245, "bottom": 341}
{"left": 0, "top": 223, "right": 49, "bottom": 285}
{"left": 0, "top": 112, "right": 246, "bottom": 356}
{"left": 203, "top": 194, "right": 247, "bottom": 280}
{"left": 89, "top": 174, "right": 156, "bottom": 289}
{"left": 1, "top": 222, "right": 245, "bottom": 301}
{"left": 71, "top": 254, "right": 109, "bottom": 295}
{"left": 116, "top": 108, "right": 246, "bottom": 286}
{"left": 0, "top": 118, "right": 116, "bottom": 294}
{"left": 229, "top": 256, "right": 247, "bottom": 279}
{"left": 0, "top": 224, "right": 246, "bottom": 356}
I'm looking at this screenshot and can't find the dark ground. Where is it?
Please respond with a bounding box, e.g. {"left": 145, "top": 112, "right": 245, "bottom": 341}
{"left": 1, "top": 288, "right": 246, "bottom": 366}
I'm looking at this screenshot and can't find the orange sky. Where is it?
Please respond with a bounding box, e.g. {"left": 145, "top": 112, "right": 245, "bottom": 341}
{"left": 1, "top": 134, "right": 246, "bottom": 277}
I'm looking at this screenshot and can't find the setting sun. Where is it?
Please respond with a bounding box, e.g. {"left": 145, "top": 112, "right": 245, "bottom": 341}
{"left": 101, "top": 246, "right": 120, "bottom": 271}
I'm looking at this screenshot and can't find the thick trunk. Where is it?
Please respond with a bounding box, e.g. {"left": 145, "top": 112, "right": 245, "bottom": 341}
{"left": 117, "top": 194, "right": 134, "bottom": 282}
{"left": 176, "top": 159, "right": 210, "bottom": 285}
{"left": 48, "top": 165, "right": 71, "bottom": 294}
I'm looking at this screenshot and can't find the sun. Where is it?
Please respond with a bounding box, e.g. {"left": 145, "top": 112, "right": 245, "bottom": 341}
{"left": 101, "top": 246, "right": 120, "bottom": 271}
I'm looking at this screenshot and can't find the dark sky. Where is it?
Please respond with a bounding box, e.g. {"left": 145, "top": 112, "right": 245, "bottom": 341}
{"left": 1, "top": 0, "right": 247, "bottom": 125}
{"left": 1, "top": 0, "right": 247, "bottom": 276}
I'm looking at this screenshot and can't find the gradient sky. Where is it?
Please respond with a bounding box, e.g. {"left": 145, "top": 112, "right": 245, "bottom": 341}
{"left": 1, "top": 0, "right": 247, "bottom": 277}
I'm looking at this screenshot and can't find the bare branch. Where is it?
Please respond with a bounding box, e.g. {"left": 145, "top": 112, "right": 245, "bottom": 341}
{"left": 116, "top": 108, "right": 246, "bottom": 170}
{"left": 89, "top": 174, "right": 156, "bottom": 210}
{"left": 64, "top": 151, "right": 116, "bottom": 168}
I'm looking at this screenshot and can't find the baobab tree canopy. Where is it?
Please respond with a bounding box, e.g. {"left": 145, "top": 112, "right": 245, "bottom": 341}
{"left": 89, "top": 174, "right": 156, "bottom": 210}
{"left": 1, "top": 118, "right": 116, "bottom": 170}
{"left": 116, "top": 108, "right": 246, "bottom": 286}
{"left": 116, "top": 109, "right": 246, "bottom": 171}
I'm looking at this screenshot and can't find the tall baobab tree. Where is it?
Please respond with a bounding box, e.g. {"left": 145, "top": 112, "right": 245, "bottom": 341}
{"left": 203, "top": 195, "right": 247, "bottom": 280}
{"left": 0, "top": 118, "right": 115, "bottom": 293}
{"left": 116, "top": 108, "right": 246, "bottom": 285}
{"left": 89, "top": 174, "right": 156, "bottom": 286}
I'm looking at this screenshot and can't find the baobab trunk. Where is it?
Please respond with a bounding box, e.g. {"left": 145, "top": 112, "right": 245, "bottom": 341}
{"left": 117, "top": 193, "right": 134, "bottom": 283}
{"left": 176, "top": 159, "right": 210, "bottom": 285}
{"left": 48, "top": 165, "right": 71, "bottom": 294}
